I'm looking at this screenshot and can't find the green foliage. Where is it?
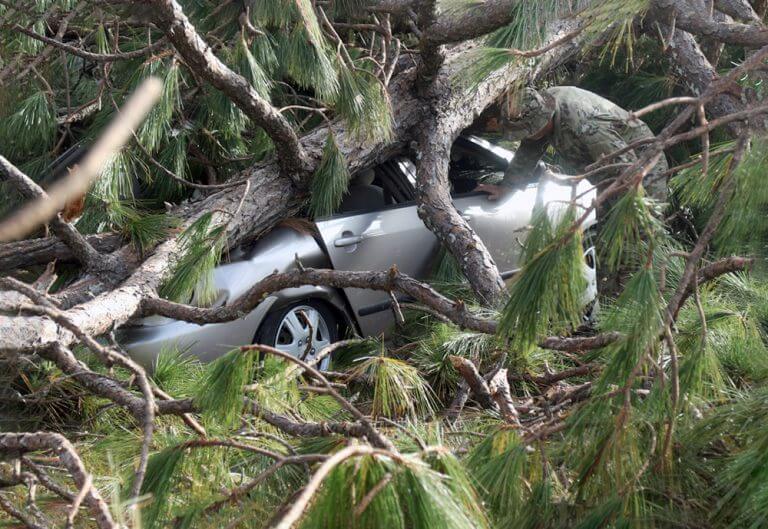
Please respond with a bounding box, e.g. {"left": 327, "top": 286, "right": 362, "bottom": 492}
{"left": 715, "top": 138, "right": 768, "bottom": 256}
{"left": 336, "top": 65, "right": 393, "bottom": 141}
{"left": 423, "top": 450, "right": 489, "bottom": 526}
{"left": 716, "top": 434, "right": 768, "bottom": 529}
{"left": 302, "top": 454, "right": 488, "bottom": 529}
{"left": 459, "top": 0, "right": 650, "bottom": 86}
{"left": 671, "top": 141, "right": 736, "bottom": 207}
{"left": 498, "top": 206, "right": 587, "bottom": 352}
{"left": 281, "top": 25, "right": 339, "bottom": 101}
{"left": 349, "top": 349, "right": 436, "bottom": 420}
{"left": 581, "top": 0, "right": 652, "bottom": 67}
{"left": 466, "top": 427, "right": 531, "bottom": 516}
{"left": 673, "top": 138, "right": 768, "bottom": 257}
{"left": 0, "top": 91, "right": 56, "bottom": 157}
{"left": 138, "top": 445, "right": 185, "bottom": 529}
{"left": 146, "top": 131, "right": 190, "bottom": 202}
{"left": 487, "top": 0, "right": 572, "bottom": 50}
{"left": 598, "top": 185, "right": 663, "bottom": 272}
{"left": 431, "top": 245, "right": 466, "bottom": 284}
{"left": 412, "top": 322, "right": 500, "bottom": 399}
{"left": 160, "top": 213, "right": 225, "bottom": 306}
{"left": 137, "top": 60, "right": 182, "bottom": 154}
{"left": 121, "top": 207, "right": 179, "bottom": 254}
{"left": 594, "top": 267, "right": 662, "bottom": 391}
{"left": 309, "top": 133, "right": 351, "bottom": 218}
{"left": 195, "top": 349, "right": 256, "bottom": 428}
{"left": 233, "top": 34, "right": 272, "bottom": 99}
{"left": 151, "top": 347, "right": 203, "bottom": 397}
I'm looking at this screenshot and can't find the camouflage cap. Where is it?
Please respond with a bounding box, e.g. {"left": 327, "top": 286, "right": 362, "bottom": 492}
{"left": 500, "top": 88, "right": 555, "bottom": 141}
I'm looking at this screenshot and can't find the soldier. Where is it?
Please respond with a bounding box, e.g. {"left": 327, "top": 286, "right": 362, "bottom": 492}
{"left": 477, "top": 86, "right": 668, "bottom": 203}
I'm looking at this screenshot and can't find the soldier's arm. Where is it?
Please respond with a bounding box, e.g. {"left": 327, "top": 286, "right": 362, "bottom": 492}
{"left": 501, "top": 136, "right": 549, "bottom": 189}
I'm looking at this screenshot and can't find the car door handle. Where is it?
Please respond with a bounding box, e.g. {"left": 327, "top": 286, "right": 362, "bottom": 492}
{"left": 334, "top": 235, "right": 364, "bottom": 248}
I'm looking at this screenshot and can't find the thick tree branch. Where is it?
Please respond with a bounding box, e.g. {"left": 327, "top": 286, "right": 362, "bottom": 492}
{"left": 652, "top": 0, "right": 768, "bottom": 47}
{"left": 0, "top": 232, "right": 123, "bottom": 271}
{"left": 415, "top": 0, "right": 442, "bottom": 92}
{"left": 449, "top": 355, "right": 497, "bottom": 410}
{"left": 415, "top": 20, "right": 584, "bottom": 305}
{"left": 143, "top": 266, "right": 498, "bottom": 333}
{"left": 654, "top": 23, "right": 745, "bottom": 135}
{"left": 715, "top": 0, "right": 761, "bottom": 22}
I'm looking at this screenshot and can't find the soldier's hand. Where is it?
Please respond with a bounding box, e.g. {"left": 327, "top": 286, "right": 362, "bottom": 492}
{"left": 476, "top": 183, "right": 511, "bottom": 201}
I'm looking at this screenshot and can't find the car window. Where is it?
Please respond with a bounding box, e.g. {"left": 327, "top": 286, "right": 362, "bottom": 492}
{"left": 448, "top": 138, "right": 507, "bottom": 196}
{"left": 324, "top": 158, "right": 418, "bottom": 219}
{"left": 376, "top": 158, "right": 417, "bottom": 204}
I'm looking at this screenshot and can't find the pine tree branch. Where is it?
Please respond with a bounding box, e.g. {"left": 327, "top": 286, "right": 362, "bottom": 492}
{"left": 0, "top": 157, "right": 101, "bottom": 270}
{"left": 270, "top": 445, "right": 405, "bottom": 529}
{"left": 0, "top": 495, "right": 51, "bottom": 529}
{"left": 11, "top": 25, "right": 167, "bottom": 62}
{"left": 715, "top": 0, "right": 761, "bottom": 22}
{"left": 650, "top": 23, "right": 744, "bottom": 135}
{"left": 651, "top": 0, "right": 768, "bottom": 47}
{"left": 143, "top": 265, "right": 499, "bottom": 333}
{"left": 1, "top": 2, "right": 80, "bottom": 84}
{"left": 147, "top": 0, "right": 310, "bottom": 179}
{"left": 415, "top": 0, "right": 442, "bottom": 92}
{"left": 488, "top": 368, "right": 521, "bottom": 425}
{"left": 665, "top": 138, "right": 748, "bottom": 322}
{"left": 0, "top": 433, "right": 117, "bottom": 529}
{"left": 0, "top": 232, "right": 123, "bottom": 271}
{"left": 243, "top": 343, "right": 395, "bottom": 451}
{"left": 448, "top": 355, "right": 498, "bottom": 411}
{"left": 0, "top": 78, "right": 162, "bottom": 243}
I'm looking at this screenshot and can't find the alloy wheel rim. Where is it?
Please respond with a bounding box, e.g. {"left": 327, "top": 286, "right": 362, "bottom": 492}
{"left": 274, "top": 305, "right": 332, "bottom": 369}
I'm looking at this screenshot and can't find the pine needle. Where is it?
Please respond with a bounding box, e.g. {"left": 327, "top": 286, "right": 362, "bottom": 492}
{"left": 309, "top": 134, "right": 350, "bottom": 218}
{"left": 282, "top": 25, "right": 339, "bottom": 101}
{"left": 336, "top": 65, "right": 393, "bottom": 141}
{"left": 498, "top": 206, "right": 587, "bottom": 353}
{"left": 598, "top": 185, "right": 663, "bottom": 272}
{"left": 159, "top": 212, "right": 225, "bottom": 306}
{"left": 137, "top": 446, "right": 184, "bottom": 529}
{"left": 349, "top": 351, "right": 436, "bottom": 420}
{"left": 194, "top": 348, "right": 255, "bottom": 428}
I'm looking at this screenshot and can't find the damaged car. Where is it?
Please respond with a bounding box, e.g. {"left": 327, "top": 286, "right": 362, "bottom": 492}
{"left": 119, "top": 136, "right": 598, "bottom": 369}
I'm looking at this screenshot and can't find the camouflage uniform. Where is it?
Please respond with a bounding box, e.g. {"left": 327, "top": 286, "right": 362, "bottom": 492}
{"left": 501, "top": 86, "right": 668, "bottom": 200}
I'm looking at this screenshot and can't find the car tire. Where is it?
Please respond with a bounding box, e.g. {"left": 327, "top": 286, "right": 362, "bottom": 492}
{"left": 255, "top": 300, "right": 339, "bottom": 371}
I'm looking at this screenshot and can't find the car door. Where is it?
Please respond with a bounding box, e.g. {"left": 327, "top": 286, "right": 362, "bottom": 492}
{"left": 315, "top": 159, "right": 439, "bottom": 337}
{"left": 448, "top": 136, "right": 596, "bottom": 283}
{"left": 452, "top": 186, "right": 539, "bottom": 280}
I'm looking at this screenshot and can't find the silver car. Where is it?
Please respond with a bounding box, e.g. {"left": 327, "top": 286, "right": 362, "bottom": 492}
{"left": 120, "top": 136, "right": 597, "bottom": 369}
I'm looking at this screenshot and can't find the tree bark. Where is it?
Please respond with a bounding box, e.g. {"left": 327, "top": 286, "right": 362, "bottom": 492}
{"left": 652, "top": 0, "right": 768, "bottom": 47}
{"left": 415, "top": 21, "right": 583, "bottom": 306}
{"left": 654, "top": 23, "right": 745, "bottom": 134}
{"left": 0, "top": 232, "right": 123, "bottom": 271}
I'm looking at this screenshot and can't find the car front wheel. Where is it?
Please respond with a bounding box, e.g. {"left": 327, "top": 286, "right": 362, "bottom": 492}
{"left": 255, "top": 301, "right": 339, "bottom": 371}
